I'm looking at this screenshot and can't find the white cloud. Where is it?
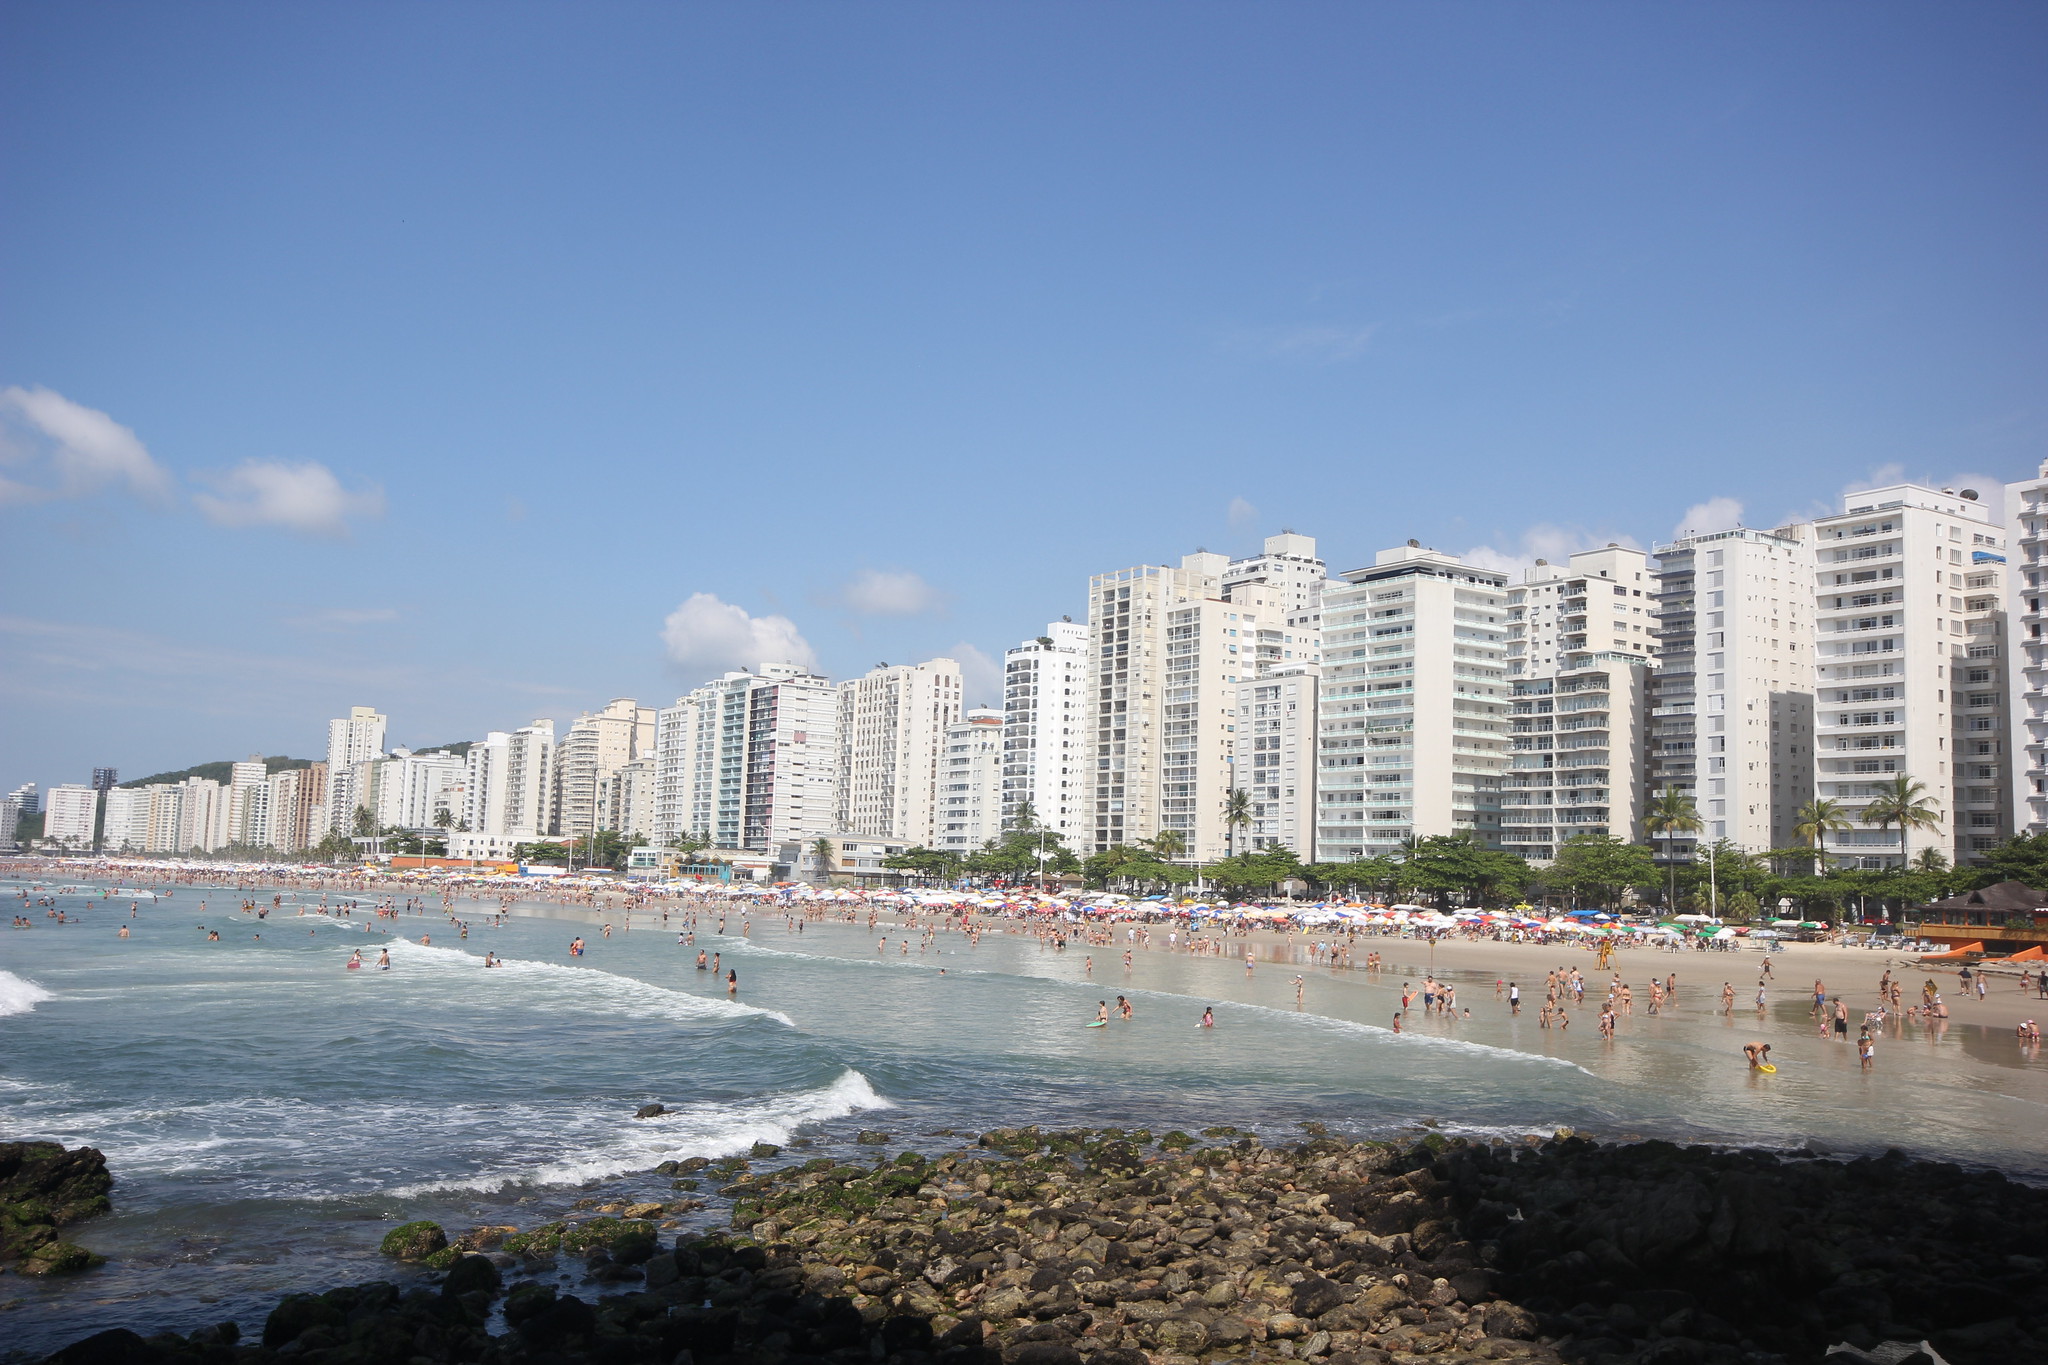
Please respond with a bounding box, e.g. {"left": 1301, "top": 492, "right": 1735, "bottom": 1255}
{"left": 1217, "top": 323, "right": 1378, "bottom": 362}
{"left": 193, "top": 459, "right": 385, "bottom": 537}
{"left": 1838, "top": 463, "right": 2007, "bottom": 522}
{"left": 841, "top": 568, "right": 944, "bottom": 617}
{"left": 950, "top": 642, "right": 1003, "bottom": 709}
{"left": 1463, "top": 524, "right": 1642, "bottom": 580}
{"left": 0, "top": 385, "right": 173, "bottom": 505}
{"left": 661, "top": 593, "right": 816, "bottom": 680}
{"left": 1673, "top": 496, "right": 1744, "bottom": 540}
{"left": 1227, "top": 496, "right": 1259, "bottom": 532}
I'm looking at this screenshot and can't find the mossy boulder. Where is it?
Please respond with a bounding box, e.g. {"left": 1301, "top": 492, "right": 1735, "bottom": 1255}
{"left": 560, "top": 1216, "right": 656, "bottom": 1262}
{"left": 377, "top": 1219, "right": 447, "bottom": 1261}
{"left": 19, "top": 1240, "right": 104, "bottom": 1275}
{"left": 501, "top": 1221, "right": 566, "bottom": 1258}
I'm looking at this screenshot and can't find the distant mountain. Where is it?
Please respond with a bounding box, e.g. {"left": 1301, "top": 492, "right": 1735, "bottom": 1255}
{"left": 119, "top": 756, "right": 316, "bottom": 788}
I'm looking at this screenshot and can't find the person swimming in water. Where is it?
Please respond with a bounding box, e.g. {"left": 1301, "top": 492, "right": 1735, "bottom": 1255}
{"left": 377, "top": 948, "right": 390, "bottom": 971}
{"left": 1200, "top": 1006, "right": 1214, "bottom": 1028}
{"left": 695, "top": 950, "right": 708, "bottom": 970}
{"left": 1117, "top": 995, "right": 1133, "bottom": 1019}
{"left": 347, "top": 949, "right": 362, "bottom": 970}
{"left": 726, "top": 968, "right": 738, "bottom": 995}
{"left": 1096, "top": 1001, "right": 1110, "bottom": 1025}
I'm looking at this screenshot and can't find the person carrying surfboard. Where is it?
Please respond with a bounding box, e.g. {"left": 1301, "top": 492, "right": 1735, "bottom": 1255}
{"left": 1743, "top": 1041, "right": 1774, "bottom": 1071}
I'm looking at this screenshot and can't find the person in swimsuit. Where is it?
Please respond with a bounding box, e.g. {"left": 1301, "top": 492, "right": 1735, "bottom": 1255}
{"left": 1743, "top": 1041, "right": 1772, "bottom": 1070}
{"left": 377, "top": 948, "right": 390, "bottom": 971}
{"left": 1200, "top": 1007, "right": 1214, "bottom": 1027}
{"left": 347, "top": 949, "right": 362, "bottom": 970}
{"left": 1117, "top": 995, "right": 1133, "bottom": 1019}
{"left": 1096, "top": 1001, "right": 1109, "bottom": 1024}
{"left": 726, "top": 969, "right": 737, "bottom": 995}
{"left": 696, "top": 950, "right": 708, "bottom": 970}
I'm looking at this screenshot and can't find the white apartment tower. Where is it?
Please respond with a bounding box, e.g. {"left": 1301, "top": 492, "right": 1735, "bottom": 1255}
{"left": 1085, "top": 536, "right": 1326, "bottom": 860}
{"left": 1501, "top": 547, "right": 1656, "bottom": 861}
{"left": 2006, "top": 461, "right": 2048, "bottom": 833}
{"left": 1315, "top": 544, "right": 1511, "bottom": 860}
{"left": 502, "top": 720, "right": 556, "bottom": 839}
{"left": 936, "top": 709, "right": 1005, "bottom": 855}
{"left": 325, "top": 706, "right": 388, "bottom": 832}
{"left": 1648, "top": 527, "right": 1815, "bottom": 856}
{"left": 553, "top": 698, "right": 656, "bottom": 839}
{"left": 837, "top": 658, "right": 963, "bottom": 845}
{"left": 1233, "top": 664, "right": 1320, "bottom": 856}
{"left": 1001, "top": 620, "right": 1088, "bottom": 849}
{"left": 1811, "top": 484, "right": 2011, "bottom": 866}
{"left": 653, "top": 663, "right": 841, "bottom": 850}
{"left": 42, "top": 784, "right": 99, "bottom": 848}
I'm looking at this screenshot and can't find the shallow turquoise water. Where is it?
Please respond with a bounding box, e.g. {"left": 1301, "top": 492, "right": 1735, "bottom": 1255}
{"left": 3, "top": 877, "right": 2043, "bottom": 1353}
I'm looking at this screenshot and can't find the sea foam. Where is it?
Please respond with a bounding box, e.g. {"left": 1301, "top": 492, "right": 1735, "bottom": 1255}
{"left": 385, "top": 937, "right": 796, "bottom": 1027}
{"left": 0, "top": 969, "right": 56, "bottom": 1018}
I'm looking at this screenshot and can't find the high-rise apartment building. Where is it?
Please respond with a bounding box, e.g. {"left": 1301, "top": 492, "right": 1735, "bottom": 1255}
{"left": 1, "top": 797, "right": 21, "bottom": 852}
{"left": 837, "top": 658, "right": 963, "bottom": 845}
{"left": 1233, "top": 664, "right": 1320, "bottom": 856}
{"left": 1647, "top": 527, "right": 1815, "bottom": 856}
{"left": 2006, "top": 461, "right": 2048, "bottom": 833}
{"left": 325, "top": 706, "right": 388, "bottom": 832}
{"left": 102, "top": 787, "right": 149, "bottom": 852}
{"left": 363, "top": 748, "right": 467, "bottom": 831}
{"left": 1315, "top": 544, "right": 1511, "bottom": 860}
{"left": 553, "top": 698, "right": 656, "bottom": 839}
{"left": 653, "top": 664, "right": 841, "bottom": 850}
{"left": 1501, "top": 547, "right": 1656, "bottom": 861}
{"left": 1811, "top": 484, "right": 2011, "bottom": 866}
{"left": 91, "top": 768, "right": 118, "bottom": 794}
{"left": 1001, "top": 620, "right": 1088, "bottom": 849}
{"left": 503, "top": 721, "right": 556, "bottom": 840}
{"left": 7, "top": 784, "right": 38, "bottom": 816}
{"left": 936, "top": 709, "right": 1005, "bottom": 855}
{"left": 1085, "top": 537, "right": 1326, "bottom": 860}
{"left": 43, "top": 784, "right": 99, "bottom": 848}
{"left": 601, "top": 757, "right": 658, "bottom": 840}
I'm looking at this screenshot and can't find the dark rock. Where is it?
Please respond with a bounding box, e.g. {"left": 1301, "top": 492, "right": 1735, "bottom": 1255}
{"left": 1292, "top": 1273, "right": 1346, "bottom": 1318}
{"left": 261, "top": 1292, "right": 344, "bottom": 1349}
{"left": 441, "top": 1251, "right": 501, "bottom": 1297}
{"left": 40, "top": 1328, "right": 160, "bottom": 1365}
{"left": 1002, "top": 1342, "right": 1083, "bottom": 1365}
{"left": 635, "top": 1102, "right": 667, "bottom": 1118}
{"left": 750, "top": 1141, "right": 782, "bottom": 1158}
{"left": 1, "top": 1142, "right": 112, "bottom": 1273}
{"left": 856, "top": 1130, "right": 891, "bottom": 1145}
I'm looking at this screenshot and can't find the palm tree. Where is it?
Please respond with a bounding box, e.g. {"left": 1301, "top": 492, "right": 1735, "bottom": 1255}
{"left": 1793, "top": 798, "right": 1851, "bottom": 875}
{"left": 810, "top": 837, "right": 838, "bottom": 884}
{"left": 1145, "top": 829, "right": 1187, "bottom": 863}
{"left": 1010, "top": 798, "right": 1038, "bottom": 833}
{"left": 1642, "top": 788, "right": 1704, "bottom": 910}
{"left": 1861, "top": 775, "right": 1944, "bottom": 871}
{"left": 1223, "top": 788, "right": 1253, "bottom": 858}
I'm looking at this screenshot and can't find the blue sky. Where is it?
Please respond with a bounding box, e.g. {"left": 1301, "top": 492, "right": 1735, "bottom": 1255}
{"left": 3, "top": 2, "right": 2044, "bottom": 791}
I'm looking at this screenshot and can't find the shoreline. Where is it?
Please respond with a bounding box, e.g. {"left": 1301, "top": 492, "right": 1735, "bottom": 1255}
{"left": 31, "top": 1128, "right": 2048, "bottom": 1365}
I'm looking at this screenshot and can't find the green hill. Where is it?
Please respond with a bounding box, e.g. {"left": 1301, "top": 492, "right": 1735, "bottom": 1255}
{"left": 119, "top": 756, "right": 316, "bottom": 788}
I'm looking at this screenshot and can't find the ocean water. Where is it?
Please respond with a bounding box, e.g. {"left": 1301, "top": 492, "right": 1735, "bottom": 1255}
{"left": 3, "top": 878, "right": 2044, "bottom": 1355}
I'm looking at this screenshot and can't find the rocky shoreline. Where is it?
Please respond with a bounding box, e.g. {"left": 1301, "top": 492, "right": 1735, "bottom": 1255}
{"left": 29, "top": 1128, "right": 2048, "bottom": 1365}
{"left": 1, "top": 1143, "right": 111, "bottom": 1279}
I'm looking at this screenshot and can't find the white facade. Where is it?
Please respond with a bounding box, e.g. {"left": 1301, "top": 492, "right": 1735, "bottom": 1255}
{"left": 1811, "top": 484, "right": 2011, "bottom": 866}
{"left": 1085, "top": 539, "right": 1326, "bottom": 860}
{"left": 553, "top": 698, "right": 656, "bottom": 839}
{"left": 654, "top": 663, "right": 841, "bottom": 850}
{"left": 5, "top": 783, "right": 37, "bottom": 816}
{"left": 1315, "top": 544, "right": 1511, "bottom": 860}
{"left": 174, "top": 777, "right": 229, "bottom": 853}
{"left": 1001, "top": 620, "right": 1088, "bottom": 849}
{"left": 1502, "top": 547, "right": 1657, "bottom": 861}
{"left": 1233, "top": 664, "right": 1319, "bottom": 856}
{"left": 325, "top": 706, "right": 388, "bottom": 832}
{"left": 837, "top": 658, "right": 963, "bottom": 845}
{"left": 936, "top": 709, "right": 1005, "bottom": 854}
{"left": 2006, "top": 461, "right": 2048, "bottom": 833}
{"left": 102, "top": 787, "right": 151, "bottom": 852}
{"left": 42, "top": 784, "right": 99, "bottom": 848}
{"left": 463, "top": 733, "right": 510, "bottom": 838}
{"left": 601, "top": 757, "right": 658, "bottom": 840}
{"left": 364, "top": 749, "right": 466, "bottom": 831}
{"left": 1648, "top": 527, "right": 1816, "bottom": 855}
{"left": 502, "top": 720, "right": 556, "bottom": 840}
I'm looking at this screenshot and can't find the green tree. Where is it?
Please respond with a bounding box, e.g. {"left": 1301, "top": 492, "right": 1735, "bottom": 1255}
{"left": 1144, "top": 829, "right": 1187, "bottom": 863}
{"left": 1545, "top": 834, "right": 1657, "bottom": 909}
{"left": 351, "top": 805, "right": 378, "bottom": 837}
{"left": 1971, "top": 832, "right": 2048, "bottom": 890}
{"left": 881, "top": 845, "right": 960, "bottom": 882}
{"left": 1402, "top": 834, "right": 1531, "bottom": 908}
{"left": 1223, "top": 789, "right": 1253, "bottom": 857}
{"left": 1860, "top": 775, "right": 1944, "bottom": 871}
{"left": 1792, "top": 798, "right": 1851, "bottom": 874}
{"left": 432, "top": 808, "right": 455, "bottom": 830}
{"left": 1009, "top": 798, "right": 1039, "bottom": 832}
{"left": 963, "top": 826, "right": 1080, "bottom": 882}
{"left": 1642, "top": 788, "right": 1705, "bottom": 909}
{"left": 810, "top": 837, "right": 839, "bottom": 883}
{"left": 1206, "top": 847, "right": 1305, "bottom": 896}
